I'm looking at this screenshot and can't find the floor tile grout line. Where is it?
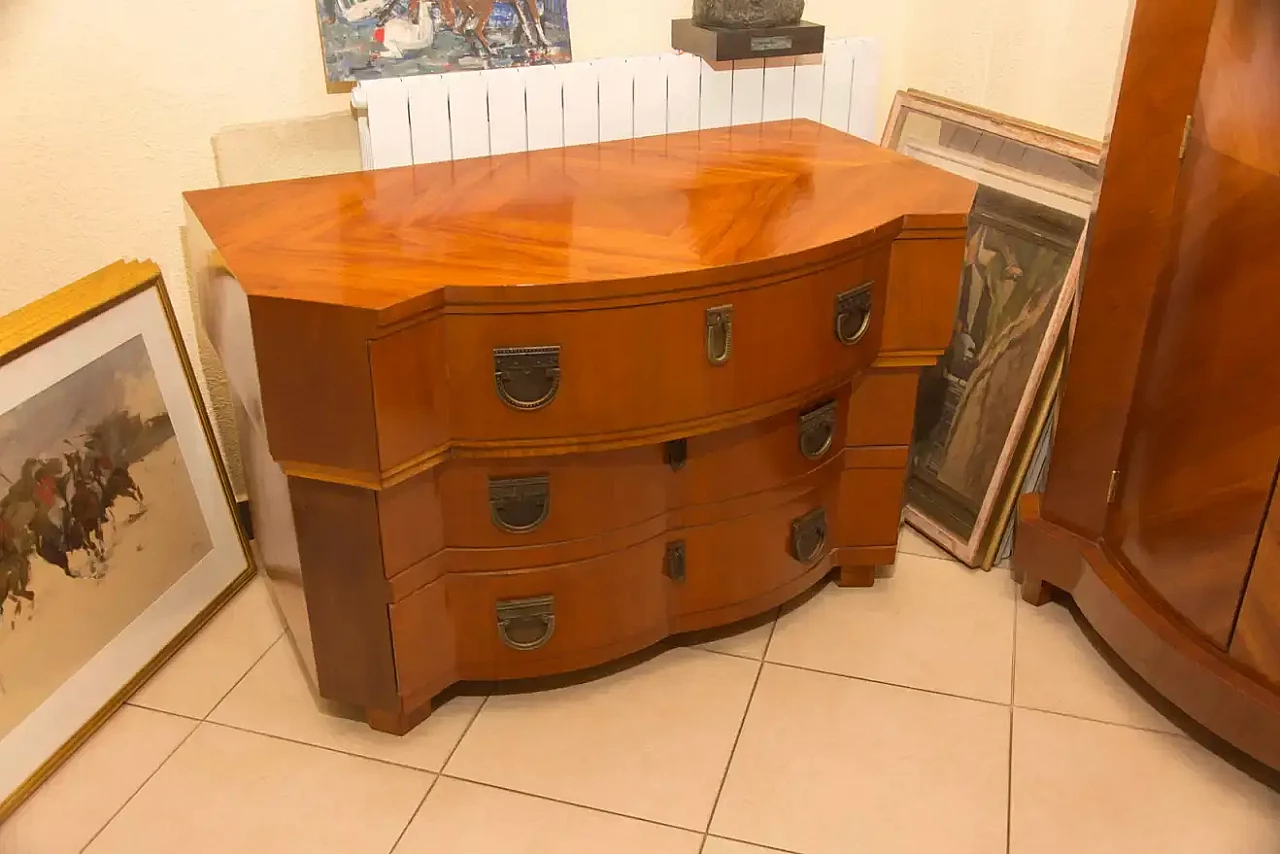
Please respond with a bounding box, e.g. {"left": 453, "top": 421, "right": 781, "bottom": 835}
{"left": 384, "top": 773, "right": 440, "bottom": 854}
{"left": 77, "top": 716, "right": 201, "bottom": 853}
{"left": 765, "top": 657, "right": 1011, "bottom": 709}
{"left": 386, "top": 696, "right": 489, "bottom": 853}
{"left": 434, "top": 772, "right": 709, "bottom": 836}
{"left": 1013, "top": 703, "right": 1188, "bottom": 738}
{"left": 1006, "top": 582, "right": 1018, "bottom": 854}
{"left": 203, "top": 631, "right": 288, "bottom": 721}
{"left": 439, "top": 695, "right": 489, "bottom": 776}
{"left": 79, "top": 630, "right": 287, "bottom": 852}
{"left": 707, "top": 833, "right": 805, "bottom": 854}
{"left": 197, "top": 716, "right": 450, "bottom": 774}
{"left": 700, "top": 612, "right": 778, "bottom": 835}
{"left": 122, "top": 627, "right": 286, "bottom": 718}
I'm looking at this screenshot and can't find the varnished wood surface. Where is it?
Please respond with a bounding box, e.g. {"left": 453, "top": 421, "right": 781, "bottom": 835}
{"left": 369, "top": 246, "right": 888, "bottom": 477}
{"left": 1016, "top": 0, "right": 1280, "bottom": 771}
{"left": 1107, "top": 148, "right": 1280, "bottom": 645}
{"left": 241, "top": 220, "right": 962, "bottom": 490}
{"left": 187, "top": 123, "right": 975, "bottom": 733}
{"left": 1040, "top": 0, "right": 1219, "bottom": 538}
{"left": 1232, "top": 475, "right": 1280, "bottom": 687}
{"left": 1107, "top": 0, "right": 1280, "bottom": 646}
{"left": 1015, "top": 496, "right": 1280, "bottom": 771}
{"left": 184, "top": 120, "right": 975, "bottom": 322}
{"left": 377, "top": 393, "right": 853, "bottom": 578}
{"left": 389, "top": 460, "right": 862, "bottom": 699}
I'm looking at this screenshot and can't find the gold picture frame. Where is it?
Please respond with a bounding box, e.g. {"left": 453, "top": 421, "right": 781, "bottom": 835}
{"left": 882, "top": 90, "right": 1102, "bottom": 568}
{"left": 0, "top": 260, "right": 254, "bottom": 822}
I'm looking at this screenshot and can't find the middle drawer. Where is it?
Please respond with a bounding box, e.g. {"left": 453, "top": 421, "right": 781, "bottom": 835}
{"left": 377, "top": 391, "right": 851, "bottom": 579}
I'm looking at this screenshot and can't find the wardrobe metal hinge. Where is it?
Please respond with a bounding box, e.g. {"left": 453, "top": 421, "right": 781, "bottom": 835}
{"left": 1178, "top": 115, "right": 1193, "bottom": 160}
{"left": 1107, "top": 471, "right": 1120, "bottom": 504}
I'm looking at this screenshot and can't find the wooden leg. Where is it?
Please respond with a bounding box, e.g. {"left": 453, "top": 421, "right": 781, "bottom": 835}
{"left": 1021, "top": 573, "right": 1054, "bottom": 607}
{"left": 366, "top": 700, "right": 434, "bottom": 736}
{"left": 835, "top": 564, "right": 877, "bottom": 588}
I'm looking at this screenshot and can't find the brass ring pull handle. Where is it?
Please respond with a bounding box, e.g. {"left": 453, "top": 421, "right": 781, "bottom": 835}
{"left": 705, "top": 305, "right": 734, "bottom": 366}
{"left": 496, "top": 595, "right": 556, "bottom": 651}
{"left": 798, "top": 400, "right": 837, "bottom": 460}
{"left": 489, "top": 475, "right": 551, "bottom": 533}
{"left": 834, "top": 283, "right": 873, "bottom": 345}
{"left": 791, "top": 507, "right": 828, "bottom": 563}
{"left": 494, "top": 346, "right": 561, "bottom": 410}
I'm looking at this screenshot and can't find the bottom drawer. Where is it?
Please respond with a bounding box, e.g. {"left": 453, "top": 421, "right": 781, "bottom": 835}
{"left": 389, "top": 459, "right": 904, "bottom": 699}
{"left": 390, "top": 538, "right": 670, "bottom": 690}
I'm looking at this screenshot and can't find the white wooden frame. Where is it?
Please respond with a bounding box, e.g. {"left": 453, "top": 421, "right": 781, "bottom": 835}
{"left": 352, "top": 39, "right": 882, "bottom": 170}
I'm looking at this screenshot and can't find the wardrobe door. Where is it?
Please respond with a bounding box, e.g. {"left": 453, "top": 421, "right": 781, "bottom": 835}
{"left": 1104, "top": 0, "right": 1280, "bottom": 647}
{"left": 1232, "top": 467, "right": 1280, "bottom": 687}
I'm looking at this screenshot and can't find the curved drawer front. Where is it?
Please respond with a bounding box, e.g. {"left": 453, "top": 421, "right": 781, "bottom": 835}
{"left": 450, "top": 251, "right": 885, "bottom": 445}
{"left": 390, "top": 538, "right": 670, "bottom": 690}
{"left": 387, "top": 471, "right": 839, "bottom": 693}
{"left": 376, "top": 391, "right": 853, "bottom": 579}
{"left": 368, "top": 248, "right": 888, "bottom": 474}
{"left": 669, "top": 464, "right": 840, "bottom": 618}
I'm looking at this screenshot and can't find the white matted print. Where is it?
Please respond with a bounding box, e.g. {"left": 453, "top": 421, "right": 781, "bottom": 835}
{"left": 0, "top": 261, "right": 251, "bottom": 820}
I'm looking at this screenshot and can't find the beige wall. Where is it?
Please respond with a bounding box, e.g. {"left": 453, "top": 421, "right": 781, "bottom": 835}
{"left": 0, "top": 0, "right": 1130, "bottom": 484}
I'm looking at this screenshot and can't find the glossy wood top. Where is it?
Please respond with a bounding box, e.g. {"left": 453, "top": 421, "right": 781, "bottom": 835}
{"left": 184, "top": 119, "right": 975, "bottom": 324}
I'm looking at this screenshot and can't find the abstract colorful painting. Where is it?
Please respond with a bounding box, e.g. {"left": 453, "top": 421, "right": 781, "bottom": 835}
{"left": 317, "top": 0, "right": 573, "bottom": 85}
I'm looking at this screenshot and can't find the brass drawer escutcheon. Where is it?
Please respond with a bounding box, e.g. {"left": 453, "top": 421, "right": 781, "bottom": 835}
{"left": 496, "top": 595, "right": 556, "bottom": 651}
{"left": 664, "top": 439, "right": 689, "bottom": 471}
{"left": 665, "top": 540, "right": 687, "bottom": 582}
{"left": 798, "top": 400, "right": 837, "bottom": 460}
{"left": 705, "top": 305, "right": 734, "bottom": 366}
{"left": 494, "top": 345, "right": 561, "bottom": 410}
{"left": 834, "top": 282, "right": 873, "bottom": 345}
{"left": 791, "top": 506, "right": 828, "bottom": 563}
{"left": 489, "top": 475, "right": 551, "bottom": 533}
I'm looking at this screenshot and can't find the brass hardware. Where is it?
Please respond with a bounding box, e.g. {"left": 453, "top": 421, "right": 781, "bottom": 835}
{"left": 665, "top": 439, "right": 688, "bottom": 471}
{"left": 664, "top": 541, "right": 687, "bottom": 582}
{"left": 1107, "top": 470, "right": 1120, "bottom": 504}
{"left": 489, "top": 475, "right": 551, "bottom": 533}
{"left": 705, "top": 305, "right": 734, "bottom": 365}
{"left": 835, "top": 283, "right": 873, "bottom": 345}
{"left": 494, "top": 346, "right": 561, "bottom": 410}
{"left": 790, "top": 506, "right": 828, "bottom": 563}
{"left": 1179, "top": 115, "right": 1193, "bottom": 160}
{"left": 496, "top": 595, "right": 556, "bottom": 651}
{"left": 798, "top": 400, "right": 837, "bottom": 460}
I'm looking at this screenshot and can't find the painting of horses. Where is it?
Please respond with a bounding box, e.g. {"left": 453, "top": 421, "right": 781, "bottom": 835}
{"left": 317, "top": 0, "right": 573, "bottom": 86}
{"left": 0, "top": 261, "right": 250, "bottom": 822}
{"left": 0, "top": 334, "right": 211, "bottom": 738}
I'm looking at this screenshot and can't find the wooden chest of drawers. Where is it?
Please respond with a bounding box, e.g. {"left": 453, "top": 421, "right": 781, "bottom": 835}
{"left": 185, "top": 119, "right": 975, "bottom": 733}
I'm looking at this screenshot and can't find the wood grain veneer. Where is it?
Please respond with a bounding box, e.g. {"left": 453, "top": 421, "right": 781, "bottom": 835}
{"left": 188, "top": 119, "right": 975, "bottom": 732}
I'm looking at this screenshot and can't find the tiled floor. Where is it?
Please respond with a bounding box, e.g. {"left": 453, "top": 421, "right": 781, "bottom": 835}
{"left": 4, "top": 527, "right": 1279, "bottom": 853}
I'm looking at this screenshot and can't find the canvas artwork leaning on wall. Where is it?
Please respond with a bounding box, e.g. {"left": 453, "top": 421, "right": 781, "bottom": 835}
{"left": 882, "top": 90, "right": 1103, "bottom": 568}
{"left": 0, "top": 261, "right": 252, "bottom": 822}
{"left": 317, "top": 0, "right": 573, "bottom": 86}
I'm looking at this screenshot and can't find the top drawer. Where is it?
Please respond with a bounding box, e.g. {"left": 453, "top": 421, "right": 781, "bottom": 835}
{"left": 371, "top": 247, "right": 889, "bottom": 473}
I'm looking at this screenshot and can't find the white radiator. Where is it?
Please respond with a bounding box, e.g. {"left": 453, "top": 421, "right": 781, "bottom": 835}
{"left": 351, "top": 38, "right": 882, "bottom": 170}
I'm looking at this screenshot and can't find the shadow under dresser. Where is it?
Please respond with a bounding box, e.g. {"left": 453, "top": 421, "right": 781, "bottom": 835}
{"left": 184, "top": 119, "right": 976, "bottom": 733}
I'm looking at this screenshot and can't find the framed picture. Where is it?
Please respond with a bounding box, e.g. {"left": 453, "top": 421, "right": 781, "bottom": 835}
{"left": 882, "top": 90, "right": 1102, "bottom": 567}
{"left": 0, "top": 261, "right": 253, "bottom": 821}
{"left": 316, "top": 0, "right": 574, "bottom": 89}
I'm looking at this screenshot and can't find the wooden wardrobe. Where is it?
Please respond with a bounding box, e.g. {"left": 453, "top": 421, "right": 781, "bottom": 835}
{"left": 1014, "top": 0, "right": 1280, "bottom": 770}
